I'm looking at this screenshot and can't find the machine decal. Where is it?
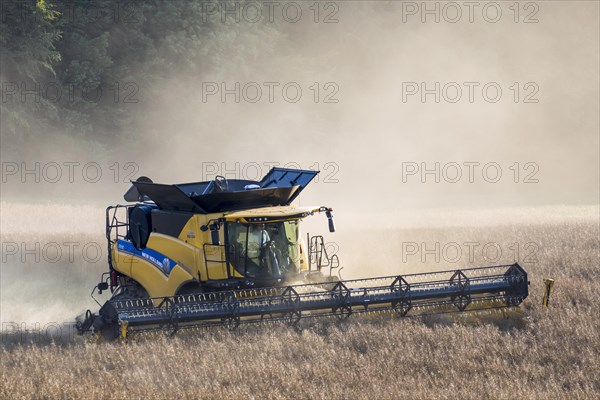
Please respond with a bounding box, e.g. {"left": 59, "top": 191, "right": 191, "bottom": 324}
{"left": 117, "top": 239, "right": 176, "bottom": 276}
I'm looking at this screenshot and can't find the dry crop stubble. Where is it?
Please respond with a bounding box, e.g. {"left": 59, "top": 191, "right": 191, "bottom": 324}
{"left": 0, "top": 205, "right": 599, "bottom": 399}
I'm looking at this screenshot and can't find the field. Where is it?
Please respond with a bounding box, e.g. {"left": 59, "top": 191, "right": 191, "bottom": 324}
{"left": 1, "top": 204, "right": 599, "bottom": 399}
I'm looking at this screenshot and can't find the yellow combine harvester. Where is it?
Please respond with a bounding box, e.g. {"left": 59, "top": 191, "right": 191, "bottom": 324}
{"left": 76, "top": 168, "right": 529, "bottom": 340}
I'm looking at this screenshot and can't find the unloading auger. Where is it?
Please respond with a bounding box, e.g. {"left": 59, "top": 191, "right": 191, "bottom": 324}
{"left": 76, "top": 168, "right": 529, "bottom": 340}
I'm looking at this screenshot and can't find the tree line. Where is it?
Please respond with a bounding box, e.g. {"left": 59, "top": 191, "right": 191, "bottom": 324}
{"left": 0, "top": 0, "right": 232, "bottom": 143}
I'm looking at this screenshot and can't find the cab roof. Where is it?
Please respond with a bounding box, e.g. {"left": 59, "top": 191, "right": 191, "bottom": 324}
{"left": 224, "top": 205, "right": 320, "bottom": 223}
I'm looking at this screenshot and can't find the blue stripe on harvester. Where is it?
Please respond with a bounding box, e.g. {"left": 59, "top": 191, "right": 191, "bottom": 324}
{"left": 117, "top": 239, "right": 176, "bottom": 276}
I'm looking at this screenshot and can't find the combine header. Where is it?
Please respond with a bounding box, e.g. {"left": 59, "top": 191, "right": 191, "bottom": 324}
{"left": 77, "top": 168, "right": 529, "bottom": 340}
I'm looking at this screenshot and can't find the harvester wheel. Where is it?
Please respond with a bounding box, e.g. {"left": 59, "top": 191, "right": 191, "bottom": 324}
{"left": 99, "top": 323, "right": 120, "bottom": 341}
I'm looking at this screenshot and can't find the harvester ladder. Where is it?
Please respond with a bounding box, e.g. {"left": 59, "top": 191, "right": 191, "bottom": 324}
{"left": 105, "top": 205, "right": 131, "bottom": 288}
{"left": 307, "top": 234, "right": 340, "bottom": 276}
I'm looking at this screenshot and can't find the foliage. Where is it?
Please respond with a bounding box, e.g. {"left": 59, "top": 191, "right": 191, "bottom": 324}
{"left": 0, "top": 0, "right": 249, "bottom": 142}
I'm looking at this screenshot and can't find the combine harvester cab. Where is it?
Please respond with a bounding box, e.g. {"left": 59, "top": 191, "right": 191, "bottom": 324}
{"left": 76, "top": 168, "right": 529, "bottom": 340}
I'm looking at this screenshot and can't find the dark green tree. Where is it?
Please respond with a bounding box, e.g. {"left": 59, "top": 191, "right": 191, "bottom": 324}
{"left": 0, "top": 0, "right": 62, "bottom": 138}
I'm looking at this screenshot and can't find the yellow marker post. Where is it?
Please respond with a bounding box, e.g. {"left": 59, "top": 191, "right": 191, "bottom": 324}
{"left": 120, "top": 320, "right": 129, "bottom": 341}
{"left": 543, "top": 279, "right": 555, "bottom": 307}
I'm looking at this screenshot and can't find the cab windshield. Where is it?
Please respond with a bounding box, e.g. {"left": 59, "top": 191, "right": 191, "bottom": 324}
{"left": 226, "top": 221, "right": 300, "bottom": 280}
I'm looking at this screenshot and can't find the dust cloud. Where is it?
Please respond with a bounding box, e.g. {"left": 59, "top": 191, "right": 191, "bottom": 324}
{"left": 1, "top": 2, "right": 598, "bottom": 327}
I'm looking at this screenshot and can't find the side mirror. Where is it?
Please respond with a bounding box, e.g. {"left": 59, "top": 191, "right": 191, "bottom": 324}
{"left": 326, "top": 210, "right": 336, "bottom": 233}
{"left": 210, "top": 224, "right": 220, "bottom": 245}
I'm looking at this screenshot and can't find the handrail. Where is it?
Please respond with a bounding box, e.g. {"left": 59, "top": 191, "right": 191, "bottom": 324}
{"left": 202, "top": 243, "right": 232, "bottom": 281}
